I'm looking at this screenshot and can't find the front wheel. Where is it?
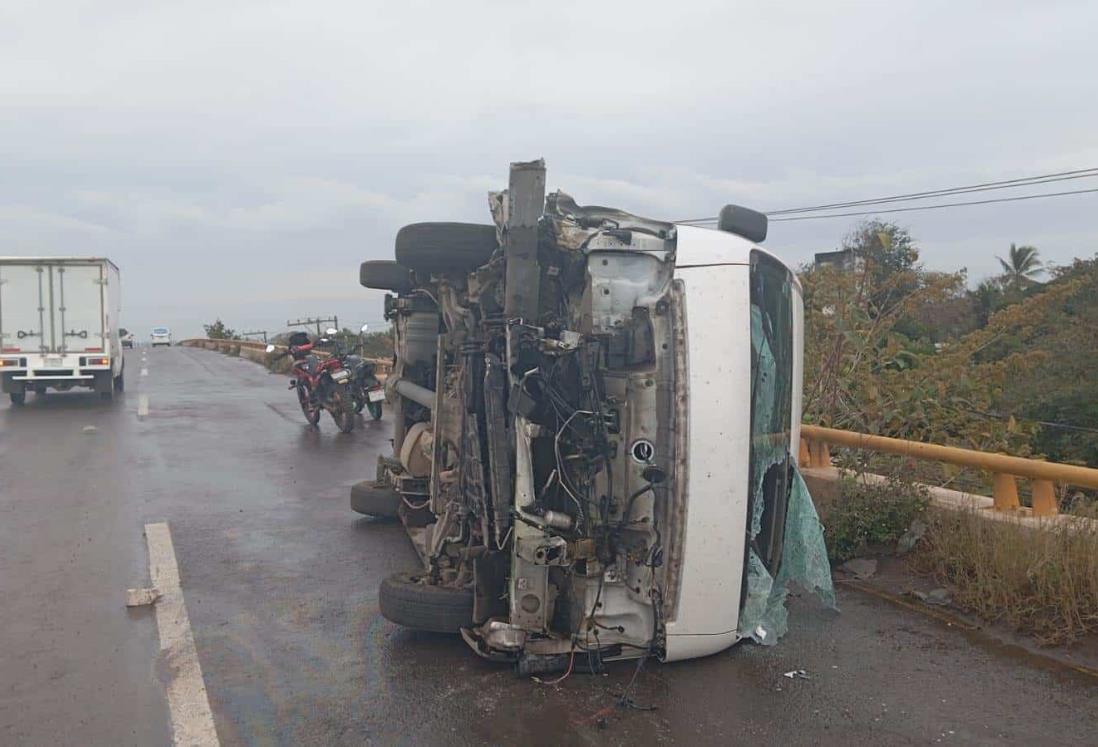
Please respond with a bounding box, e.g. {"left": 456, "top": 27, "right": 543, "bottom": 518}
{"left": 366, "top": 400, "right": 383, "bottom": 420}
{"left": 379, "top": 572, "right": 475, "bottom": 633}
{"left": 331, "top": 386, "right": 355, "bottom": 433}
{"left": 297, "top": 382, "right": 321, "bottom": 426}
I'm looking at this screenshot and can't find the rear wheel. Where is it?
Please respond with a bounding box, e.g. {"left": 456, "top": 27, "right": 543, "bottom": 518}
{"left": 9, "top": 391, "right": 26, "bottom": 406}
{"left": 379, "top": 572, "right": 474, "bottom": 633}
{"left": 395, "top": 222, "right": 498, "bottom": 275}
{"left": 297, "top": 382, "right": 320, "bottom": 426}
{"left": 366, "top": 400, "right": 383, "bottom": 420}
{"left": 114, "top": 372, "right": 125, "bottom": 392}
{"left": 360, "top": 259, "right": 414, "bottom": 293}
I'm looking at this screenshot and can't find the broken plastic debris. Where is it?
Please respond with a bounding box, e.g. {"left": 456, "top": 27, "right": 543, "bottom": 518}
{"left": 125, "top": 587, "right": 161, "bottom": 607}
{"left": 783, "top": 669, "right": 811, "bottom": 680}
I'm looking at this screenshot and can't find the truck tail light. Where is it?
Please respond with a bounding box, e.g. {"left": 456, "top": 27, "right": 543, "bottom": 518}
{"left": 0, "top": 358, "right": 21, "bottom": 367}
{"left": 85, "top": 356, "right": 110, "bottom": 366}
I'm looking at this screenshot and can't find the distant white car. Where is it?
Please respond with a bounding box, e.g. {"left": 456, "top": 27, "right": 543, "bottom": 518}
{"left": 150, "top": 327, "right": 173, "bottom": 347}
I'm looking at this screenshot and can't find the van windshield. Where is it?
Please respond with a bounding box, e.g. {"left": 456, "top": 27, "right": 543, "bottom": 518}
{"left": 152, "top": 327, "right": 169, "bottom": 334}
{"left": 747, "top": 251, "right": 794, "bottom": 574}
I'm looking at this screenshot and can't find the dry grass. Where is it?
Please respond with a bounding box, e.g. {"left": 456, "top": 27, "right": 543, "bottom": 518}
{"left": 914, "top": 506, "right": 1098, "bottom": 645}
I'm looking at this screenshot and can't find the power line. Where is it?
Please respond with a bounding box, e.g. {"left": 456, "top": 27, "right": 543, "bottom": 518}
{"left": 675, "top": 166, "right": 1098, "bottom": 224}
{"left": 767, "top": 186, "right": 1098, "bottom": 222}
{"left": 769, "top": 169, "right": 1098, "bottom": 216}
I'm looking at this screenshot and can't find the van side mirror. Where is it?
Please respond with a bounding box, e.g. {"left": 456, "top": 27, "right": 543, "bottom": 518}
{"left": 718, "top": 204, "right": 768, "bottom": 243}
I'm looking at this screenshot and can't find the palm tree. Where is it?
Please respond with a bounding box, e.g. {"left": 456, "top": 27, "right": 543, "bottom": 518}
{"left": 997, "top": 243, "right": 1043, "bottom": 288}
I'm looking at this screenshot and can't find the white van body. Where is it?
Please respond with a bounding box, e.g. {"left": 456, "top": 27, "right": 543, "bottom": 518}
{"left": 0, "top": 257, "right": 123, "bottom": 402}
{"left": 364, "top": 165, "right": 822, "bottom": 672}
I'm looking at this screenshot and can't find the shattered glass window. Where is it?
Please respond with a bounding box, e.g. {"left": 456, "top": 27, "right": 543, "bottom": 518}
{"left": 739, "top": 251, "right": 835, "bottom": 645}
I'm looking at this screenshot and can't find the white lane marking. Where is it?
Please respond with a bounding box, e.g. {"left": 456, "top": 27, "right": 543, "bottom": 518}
{"left": 144, "top": 522, "right": 220, "bottom": 746}
{"left": 138, "top": 394, "right": 149, "bottom": 417}
{"left": 141, "top": 368, "right": 149, "bottom": 377}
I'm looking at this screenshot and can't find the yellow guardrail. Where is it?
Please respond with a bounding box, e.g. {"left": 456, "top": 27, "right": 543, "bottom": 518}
{"left": 800, "top": 424, "right": 1098, "bottom": 517}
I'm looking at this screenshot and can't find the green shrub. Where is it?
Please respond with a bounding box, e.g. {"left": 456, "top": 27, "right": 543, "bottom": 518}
{"left": 824, "top": 476, "right": 929, "bottom": 562}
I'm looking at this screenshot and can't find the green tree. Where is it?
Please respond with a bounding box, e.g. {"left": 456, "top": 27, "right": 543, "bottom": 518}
{"left": 997, "top": 243, "right": 1043, "bottom": 289}
{"left": 203, "top": 319, "right": 240, "bottom": 340}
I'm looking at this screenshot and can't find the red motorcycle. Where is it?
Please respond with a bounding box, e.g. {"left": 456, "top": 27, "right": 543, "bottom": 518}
{"left": 267, "top": 330, "right": 355, "bottom": 433}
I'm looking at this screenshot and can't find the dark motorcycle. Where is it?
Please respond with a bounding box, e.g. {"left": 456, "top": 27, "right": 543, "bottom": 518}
{"left": 267, "top": 329, "right": 355, "bottom": 433}
{"left": 346, "top": 324, "right": 384, "bottom": 420}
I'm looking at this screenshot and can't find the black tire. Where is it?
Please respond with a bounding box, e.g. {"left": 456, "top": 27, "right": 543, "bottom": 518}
{"left": 100, "top": 390, "right": 114, "bottom": 402}
{"left": 9, "top": 391, "right": 25, "bottom": 406}
{"left": 114, "top": 372, "right": 125, "bottom": 392}
{"left": 350, "top": 480, "right": 400, "bottom": 517}
{"left": 366, "top": 400, "right": 383, "bottom": 420}
{"left": 298, "top": 382, "right": 320, "bottom": 426}
{"left": 395, "top": 222, "right": 498, "bottom": 275}
{"left": 331, "top": 387, "right": 355, "bottom": 433}
{"left": 360, "top": 260, "right": 414, "bottom": 293}
{"left": 379, "top": 572, "right": 474, "bottom": 633}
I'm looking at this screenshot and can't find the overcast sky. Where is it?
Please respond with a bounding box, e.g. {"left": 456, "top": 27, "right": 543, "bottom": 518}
{"left": 2, "top": 0, "right": 1096, "bottom": 338}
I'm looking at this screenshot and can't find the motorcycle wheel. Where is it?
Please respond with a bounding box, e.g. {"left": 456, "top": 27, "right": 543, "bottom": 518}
{"left": 353, "top": 390, "right": 366, "bottom": 414}
{"left": 331, "top": 387, "right": 355, "bottom": 433}
{"left": 298, "top": 382, "right": 321, "bottom": 426}
{"left": 366, "top": 400, "right": 383, "bottom": 420}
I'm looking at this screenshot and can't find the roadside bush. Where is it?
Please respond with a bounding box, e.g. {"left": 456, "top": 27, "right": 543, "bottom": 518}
{"left": 824, "top": 476, "right": 929, "bottom": 562}
{"left": 914, "top": 508, "right": 1098, "bottom": 644}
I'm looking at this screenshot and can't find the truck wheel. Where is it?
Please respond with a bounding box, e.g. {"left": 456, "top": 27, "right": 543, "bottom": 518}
{"left": 9, "top": 391, "right": 25, "bottom": 406}
{"left": 100, "top": 390, "right": 114, "bottom": 402}
{"left": 114, "top": 372, "right": 125, "bottom": 392}
{"left": 379, "top": 572, "right": 474, "bottom": 633}
{"left": 395, "top": 223, "right": 498, "bottom": 274}
{"left": 350, "top": 480, "right": 400, "bottom": 517}
{"left": 360, "top": 260, "right": 414, "bottom": 293}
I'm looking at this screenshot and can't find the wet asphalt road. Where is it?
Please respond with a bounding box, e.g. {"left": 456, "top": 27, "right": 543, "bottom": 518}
{"left": 2, "top": 345, "right": 1097, "bottom": 746}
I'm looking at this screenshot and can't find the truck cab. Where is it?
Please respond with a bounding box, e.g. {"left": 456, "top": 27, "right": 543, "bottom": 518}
{"left": 0, "top": 257, "right": 124, "bottom": 404}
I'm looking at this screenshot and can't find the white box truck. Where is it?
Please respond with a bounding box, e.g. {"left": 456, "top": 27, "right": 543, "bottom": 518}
{"left": 0, "top": 257, "right": 124, "bottom": 405}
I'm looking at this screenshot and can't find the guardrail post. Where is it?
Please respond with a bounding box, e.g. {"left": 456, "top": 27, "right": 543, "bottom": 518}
{"left": 992, "top": 473, "right": 1020, "bottom": 512}
{"left": 1030, "top": 479, "right": 1059, "bottom": 517}
{"left": 809, "top": 440, "right": 832, "bottom": 469}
